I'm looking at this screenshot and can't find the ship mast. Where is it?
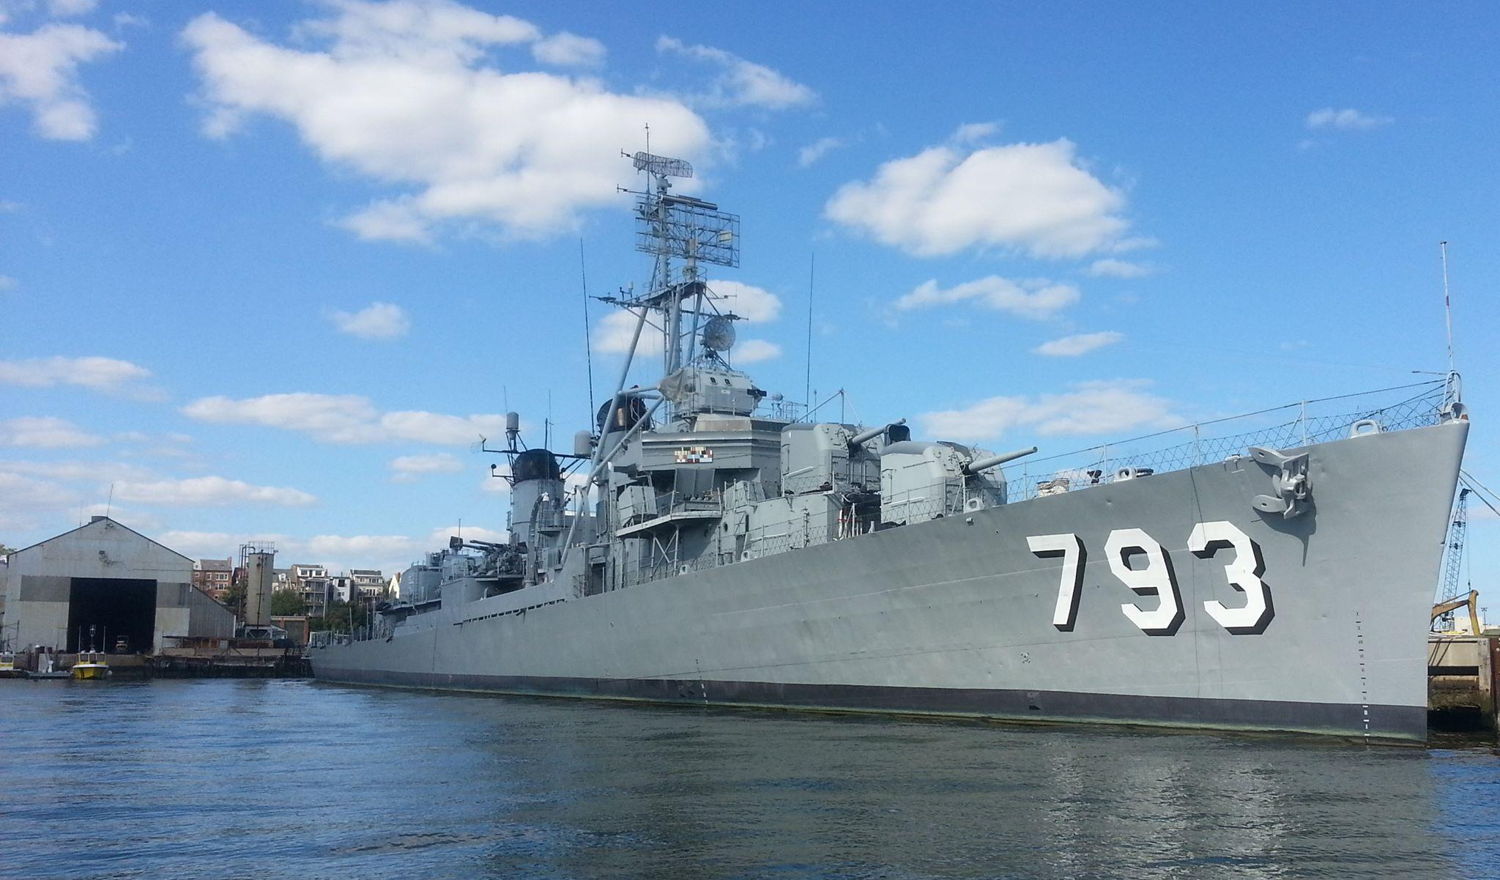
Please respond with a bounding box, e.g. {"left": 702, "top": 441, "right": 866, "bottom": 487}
{"left": 606, "top": 151, "right": 740, "bottom": 396}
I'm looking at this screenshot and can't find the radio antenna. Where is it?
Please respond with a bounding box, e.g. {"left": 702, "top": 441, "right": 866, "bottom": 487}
{"left": 805, "top": 252, "right": 815, "bottom": 416}
{"left": 1441, "top": 240, "right": 1456, "bottom": 374}
{"left": 580, "top": 238, "right": 595, "bottom": 419}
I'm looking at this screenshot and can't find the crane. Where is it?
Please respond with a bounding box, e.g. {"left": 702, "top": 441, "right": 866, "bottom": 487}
{"left": 1432, "top": 487, "right": 1479, "bottom": 633}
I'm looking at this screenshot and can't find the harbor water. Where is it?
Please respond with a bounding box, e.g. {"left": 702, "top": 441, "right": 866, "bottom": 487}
{"left": 4, "top": 679, "right": 1500, "bottom": 879}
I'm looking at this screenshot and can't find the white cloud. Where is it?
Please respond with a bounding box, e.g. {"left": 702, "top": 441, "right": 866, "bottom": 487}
{"left": 184, "top": 392, "right": 379, "bottom": 443}
{"left": 0, "top": 22, "right": 121, "bottom": 140}
{"left": 797, "top": 136, "right": 843, "bottom": 168}
{"left": 1306, "top": 107, "right": 1393, "bottom": 131}
{"left": 894, "top": 276, "right": 1079, "bottom": 320}
{"left": 181, "top": 392, "right": 507, "bottom": 446}
{"left": 0, "top": 472, "right": 81, "bottom": 530}
{"left": 112, "top": 475, "right": 318, "bottom": 507}
{"left": 390, "top": 452, "right": 463, "bottom": 481}
{"left": 157, "top": 529, "right": 442, "bottom": 575}
{"left": 656, "top": 35, "right": 816, "bottom": 110}
{"left": 951, "top": 121, "right": 999, "bottom": 144}
{"left": 0, "top": 274, "right": 16, "bottom": 291}
{"left": 532, "top": 31, "right": 604, "bottom": 67}
{"left": 182, "top": 4, "right": 710, "bottom": 242}
{"left": 826, "top": 136, "right": 1130, "bottom": 258}
{"left": 711, "top": 279, "right": 780, "bottom": 323}
{"left": 0, "top": 458, "right": 157, "bottom": 482}
{"left": 0, "top": 416, "right": 103, "bottom": 448}
{"left": 328, "top": 301, "right": 411, "bottom": 339}
{"left": 591, "top": 308, "right": 664, "bottom": 357}
{"left": 921, "top": 380, "right": 1178, "bottom": 442}
{"left": 1086, "top": 258, "right": 1152, "bottom": 279}
{"left": 1033, "top": 331, "right": 1124, "bottom": 357}
{"left": 591, "top": 280, "right": 780, "bottom": 357}
{"left": 0, "top": 355, "right": 151, "bottom": 390}
{"left": 735, "top": 339, "right": 781, "bottom": 363}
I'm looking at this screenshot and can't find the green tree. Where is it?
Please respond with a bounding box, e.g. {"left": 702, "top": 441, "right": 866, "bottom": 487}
{"left": 270, "top": 588, "right": 306, "bottom": 616}
{"left": 0, "top": 543, "right": 16, "bottom": 558}
{"left": 221, "top": 580, "right": 246, "bottom": 617}
{"left": 310, "top": 598, "right": 369, "bottom": 634}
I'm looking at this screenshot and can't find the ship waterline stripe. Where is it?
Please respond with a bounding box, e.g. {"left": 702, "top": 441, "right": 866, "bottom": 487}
{"left": 311, "top": 666, "right": 1427, "bottom": 744}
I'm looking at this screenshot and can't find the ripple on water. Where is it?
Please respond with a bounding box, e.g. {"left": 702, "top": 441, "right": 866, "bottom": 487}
{"left": 0, "top": 680, "right": 1496, "bottom": 879}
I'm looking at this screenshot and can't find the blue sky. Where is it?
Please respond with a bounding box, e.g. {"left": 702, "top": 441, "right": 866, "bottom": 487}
{"left": 2, "top": 0, "right": 1497, "bottom": 593}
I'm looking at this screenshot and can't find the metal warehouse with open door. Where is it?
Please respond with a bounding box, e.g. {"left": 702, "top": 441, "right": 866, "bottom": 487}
{"left": 0, "top": 516, "right": 233, "bottom": 654}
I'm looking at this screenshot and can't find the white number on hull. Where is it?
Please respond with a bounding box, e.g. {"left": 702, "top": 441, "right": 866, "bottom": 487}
{"left": 1028, "top": 523, "right": 1271, "bottom": 636}
{"left": 1189, "top": 521, "right": 1273, "bottom": 634}
{"left": 1027, "top": 534, "right": 1086, "bottom": 631}
{"left": 1106, "top": 528, "right": 1185, "bottom": 636}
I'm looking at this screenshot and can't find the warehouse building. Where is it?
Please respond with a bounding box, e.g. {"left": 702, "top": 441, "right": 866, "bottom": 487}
{"left": 0, "top": 516, "right": 234, "bottom": 654}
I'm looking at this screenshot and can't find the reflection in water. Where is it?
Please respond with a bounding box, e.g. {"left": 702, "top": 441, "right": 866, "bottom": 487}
{"left": 1, "top": 680, "right": 1494, "bottom": 879}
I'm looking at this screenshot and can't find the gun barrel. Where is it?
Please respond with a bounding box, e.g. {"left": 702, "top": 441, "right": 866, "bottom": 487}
{"left": 965, "top": 446, "right": 1038, "bottom": 474}
{"left": 850, "top": 418, "right": 906, "bottom": 447}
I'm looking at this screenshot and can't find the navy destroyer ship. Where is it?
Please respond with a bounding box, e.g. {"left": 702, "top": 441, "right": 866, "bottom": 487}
{"left": 311, "top": 152, "right": 1469, "bottom": 742}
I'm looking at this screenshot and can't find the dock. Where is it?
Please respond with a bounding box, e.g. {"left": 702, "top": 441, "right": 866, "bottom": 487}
{"left": 1428, "top": 634, "right": 1499, "bottom": 732}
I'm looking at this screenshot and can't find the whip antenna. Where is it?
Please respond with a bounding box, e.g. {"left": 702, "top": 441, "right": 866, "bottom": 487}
{"left": 580, "top": 238, "right": 595, "bottom": 418}
{"left": 1440, "top": 240, "right": 1455, "bottom": 374}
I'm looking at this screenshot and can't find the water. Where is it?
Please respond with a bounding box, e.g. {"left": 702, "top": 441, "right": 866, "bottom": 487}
{"left": 4, "top": 680, "right": 1500, "bottom": 879}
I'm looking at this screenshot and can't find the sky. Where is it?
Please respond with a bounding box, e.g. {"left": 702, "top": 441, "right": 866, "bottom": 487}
{"left": 2, "top": 0, "right": 1498, "bottom": 593}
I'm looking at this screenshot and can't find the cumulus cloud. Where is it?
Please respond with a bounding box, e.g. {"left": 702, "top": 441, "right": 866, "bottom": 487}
{"left": 1086, "top": 258, "right": 1152, "bottom": 279}
{"left": 894, "top": 276, "right": 1079, "bottom": 320}
{"left": 797, "top": 136, "right": 844, "bottom": 168}
{"left": 1033, "top": 331, "right": 1124, "bottom": 357}
{"left": 181, "top": 3, "right": 710, "bottom": 242}
{"left": 158, "top": 525, "right": 507, "bottom": 574}
{"left": 182, "top": 392, "right": 507, "bottom": 446}
{"left": 0, "top": 416, "right": 103, "bottom": 448}
{"left": 1306, "top": 107, "right": 1393, "bottom": 131}
{"left": 112, "top": 475, "right": 317, "bottom": 507}
{"left": 0, "top": 458, "right": 157, "bottom": 482}
{"left": 0, "top": 355, "right": 152, "bottom": 391}
{"left": 656, "top": 35, "right": 815, "bottom": 110}
{"left": 591, "top": 279, "right": 781, "bottom": 357}
{"left": 389, "top": 452, "right": 463, "bottom": 481}
{"left": 0, "top": 471, "right": 80, "bottom": 531}
{"left": 532, "top": 31, "right": 604, "bottom": 67}
{"left": 328, "top": 301, "right": 411, "bottom": 339}
{"left": 591, "top": 308, "right": 662, "bottom": 357}
{"left": 734, "top": 339, "right": 781, "bottom": 363}
{"left": 711, "top": 279, "right": 781, "bottom": 323}
{"left": 920, "top": 380, "right": 1178, "bottom": 442}
{"left": 0, "top": 21, "right": 121, "bottom": 140}
{"left": 826, "top": 134, "right": 1130, "bottom": 258}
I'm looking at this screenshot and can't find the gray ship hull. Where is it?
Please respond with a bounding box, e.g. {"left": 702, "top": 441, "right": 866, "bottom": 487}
{"left": 312, "top": 421, "right": 1467, "bottom": 742}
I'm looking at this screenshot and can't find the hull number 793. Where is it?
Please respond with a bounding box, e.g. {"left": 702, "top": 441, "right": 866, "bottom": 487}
{"left": 1027, "top": 522, "right": 1273, "bottom": 637}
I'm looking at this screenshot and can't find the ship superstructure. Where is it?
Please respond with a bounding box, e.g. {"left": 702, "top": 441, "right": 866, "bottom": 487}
{"left": 312, "top": 153, "right": 1469, "bottom": 743}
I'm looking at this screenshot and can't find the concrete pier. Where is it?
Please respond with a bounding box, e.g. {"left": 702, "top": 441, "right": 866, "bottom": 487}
{"left": 1428, "top": 634, "right": 1499, "bottom": 732}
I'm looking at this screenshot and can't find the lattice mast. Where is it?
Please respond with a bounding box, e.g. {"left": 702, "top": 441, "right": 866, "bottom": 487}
{"left": 1437, "top": 486, "right": 1471, "bottom": 602}
{"left": 615, "top": 150, "right": 739, "bottom": 379}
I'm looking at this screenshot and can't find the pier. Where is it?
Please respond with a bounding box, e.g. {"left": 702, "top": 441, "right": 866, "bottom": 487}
{"left": 1428, "top": 634, "right": 1500, "bottom": 733}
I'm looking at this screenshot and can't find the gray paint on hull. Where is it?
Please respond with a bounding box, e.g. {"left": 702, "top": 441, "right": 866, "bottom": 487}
{"left": 314, "top": 665, "right": 1427, "bottom": 743}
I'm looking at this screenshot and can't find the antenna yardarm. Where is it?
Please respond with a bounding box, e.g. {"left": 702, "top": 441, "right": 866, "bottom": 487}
{"left": 632, "top": 151, "right": 693, "bottom": 179}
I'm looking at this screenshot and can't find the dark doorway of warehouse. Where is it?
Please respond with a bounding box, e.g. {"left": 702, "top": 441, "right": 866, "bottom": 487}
{"left": 67, "top": 578, "right": 155, "bottom": 653}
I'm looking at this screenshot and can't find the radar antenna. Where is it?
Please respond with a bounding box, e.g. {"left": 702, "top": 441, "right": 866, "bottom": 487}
{"left": 605, "top": 148, "right": 740, "bottom": 384}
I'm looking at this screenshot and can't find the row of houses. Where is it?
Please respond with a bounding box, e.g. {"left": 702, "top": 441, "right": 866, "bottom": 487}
{"left": 191, "top": 559, "right": 393, "bottom": 619}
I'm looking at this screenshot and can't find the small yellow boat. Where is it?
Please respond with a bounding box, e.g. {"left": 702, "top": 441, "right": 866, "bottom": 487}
{"left": 70, "top": 651, "right": 111, "bottom": 680}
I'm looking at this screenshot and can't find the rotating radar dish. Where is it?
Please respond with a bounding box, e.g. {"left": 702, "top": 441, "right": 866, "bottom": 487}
{"left": 702, "top": 316, "right": 737, "bottom": 353}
